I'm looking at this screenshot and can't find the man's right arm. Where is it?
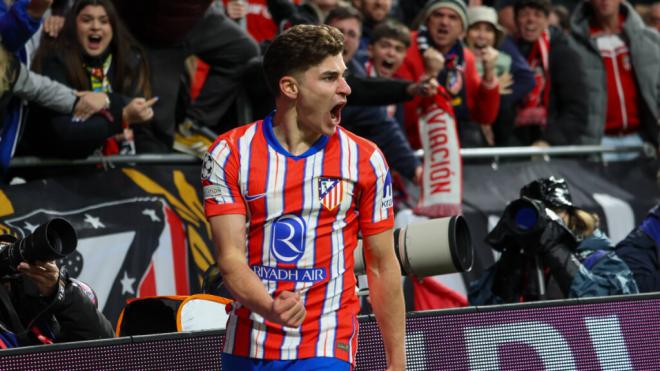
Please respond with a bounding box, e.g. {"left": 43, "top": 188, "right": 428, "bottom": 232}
{"left": 210, "top": 214, "right": 306, "bottom": 327}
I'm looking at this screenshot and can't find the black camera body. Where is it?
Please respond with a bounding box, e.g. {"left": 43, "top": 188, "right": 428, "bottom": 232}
{"left": 487, "top": 197, "right": 574, "bottom": 253}
{"left": 0, "top": 218, "right": 77, "bottom": 276}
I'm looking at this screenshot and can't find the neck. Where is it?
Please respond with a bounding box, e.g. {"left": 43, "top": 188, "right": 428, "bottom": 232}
{"left": 594, "top": 12, "right": 620, "bottom": 32}
{"left": 271, "top": 100, "right": 323, "bottom": 156}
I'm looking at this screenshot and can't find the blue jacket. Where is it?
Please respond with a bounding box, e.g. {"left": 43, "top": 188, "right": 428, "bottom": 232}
{"left": 469, "top": 229, "right": 638, "bottom": 305}
{"left": 0, "top": 0, "right": 40, "bottom": 53}
{"left": 616, "top": 207, "right": 660, "bottom": 292}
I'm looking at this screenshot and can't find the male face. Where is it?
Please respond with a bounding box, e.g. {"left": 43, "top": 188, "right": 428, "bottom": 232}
{"left": 426, "top": 7, "right": 464, "bottom": 53}
{"left": 293, "top": 54, "right": 352, "bottom": 136}
{"left": 650, "top": 3, "right": 660, "bottom": 32}
{"left": 516, "top": 7, "right": 548, "bottom": 43}
{"left": 327, "top": 17, "right": 362, "bottom": 62}
{"left": 368, "top": 37, "right": 407, "bottom": 77}
{"left": 589, "top": 0, "right": 622, "bottom": 19}
{"left": 359, "top": 0, "right": 392, "bottom": 23}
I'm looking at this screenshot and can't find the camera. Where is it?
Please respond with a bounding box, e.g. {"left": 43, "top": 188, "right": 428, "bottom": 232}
{"left": 354, "top": 215, "right": 473, "bottom": 278}
{"left": 487, "top": 197, "right": 575, "bottom": 252}
{"left": 0, "top": 218, "right": 77, "bottom": 276}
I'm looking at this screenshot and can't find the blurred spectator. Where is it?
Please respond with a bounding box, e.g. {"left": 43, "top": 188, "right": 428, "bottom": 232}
{"left": 648, "top": 2, "right": 660, "bottom": 31}
{"left": 494, "top": 0, "right": 517, "bottom": 34}
{"left": 549, "top": 4, "right": 570, "bottom": 33}
{"left": 469, "top": 177, "right": 638, "bottom": 305}
{"left": 396, "top": 0, "right": 500, "bottom": 148}
{"left": 112, "top": 0, "right": 259, "bottom": 151}
{"left": 268, "top": 0, "right": 340, "bottom": 29}
{"left": 616, "top": 204, "right": 660, "bottom": 293}
{"left": 351, "top": 0, "right": 394, "bottom": 64}
{"left": 393, "top": 0, "right": 429, "bottom": 26}
{"left": 365, "top": 19, "right": 412, "bottom": 125}
{"left": 326, "top": 6, "right": 422, "bottom": 183}
{"left": 0, "top": 0, "right": 108, "bottom": 170}
{"left": 513, "top": 0, "right": 588, "bottom": 146}
{"left": 569, "top": 0, "right": 660, "bottom": 159}
{"left": 24, "top": 0, "right": 154, "bottom": 158}
{"left": 465, "top": 6, "right": 535, "bottom": 146}
{"left": 0, "top": 45, "right": 106, "bottom": 133}
{"left": 221, "top": 0, "right": 277, "bottom": 44}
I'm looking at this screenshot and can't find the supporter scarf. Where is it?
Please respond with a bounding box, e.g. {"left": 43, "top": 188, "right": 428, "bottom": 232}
{"left": 84, "top": 53, "right": 135, "bottom": 156}
{"left": 85, "top": 54, "right": 113, "bottom": 94}
{"left": 414, "top": 91, "right": 463, "bottom": 217}
{"left": 417, "top": 26, "right": 469, "bottom": 122}
{"left": 363, "top": 60, "right": 378, "bottom": 78}
{"left": 517, "top": 30, "right": 550, "bottom": 126}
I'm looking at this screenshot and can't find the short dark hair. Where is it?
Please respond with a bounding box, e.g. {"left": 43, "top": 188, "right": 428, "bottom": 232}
{"left": 262, "top": 25, "right": 344, "bottom": 95}
{"left": 325, "top": 5, "right": 363, "bottom": 25}
{"left": 370, "top": 19, "right": 411, "bottom": 48}
{"left": 514, "top": 0, "right": 551, "bottom": 16}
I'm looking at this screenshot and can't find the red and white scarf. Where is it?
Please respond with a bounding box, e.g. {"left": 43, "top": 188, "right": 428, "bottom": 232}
{"left": 518, "top": 30, "right": 551, "bottom": 126}
{"left": 414, "top": 91, "right": 463, "bottom": 217}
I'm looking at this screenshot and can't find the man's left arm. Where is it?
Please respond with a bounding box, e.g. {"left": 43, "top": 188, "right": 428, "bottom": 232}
{"left": 363, "top": 229, "right": 406, "bottom": 371}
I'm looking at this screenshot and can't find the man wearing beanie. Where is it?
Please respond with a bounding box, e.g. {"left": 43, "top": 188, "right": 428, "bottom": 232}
{"left": 396, "top": 0, "right": 501, "bottom": 148}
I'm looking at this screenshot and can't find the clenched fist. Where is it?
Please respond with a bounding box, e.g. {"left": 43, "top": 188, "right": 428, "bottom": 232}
{"left": 267, "top": 290, "right": 306, "bottom": 328}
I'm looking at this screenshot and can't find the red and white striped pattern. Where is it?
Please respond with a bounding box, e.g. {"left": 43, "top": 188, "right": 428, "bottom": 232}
{"left": 203, "top": 117, "right": 393, "bottom": 363}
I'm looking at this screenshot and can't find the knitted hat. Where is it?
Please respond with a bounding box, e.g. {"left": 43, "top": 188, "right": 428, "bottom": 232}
{"left": 420, "top": 0, "right": 469, "bottom": 31}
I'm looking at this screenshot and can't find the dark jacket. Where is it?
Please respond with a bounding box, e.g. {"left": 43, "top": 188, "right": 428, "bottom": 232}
{"left": 616, "top": 207, "right": 660, "bottom": 293}
{"left": 343, "top": 59, "right": 420, "bottom": 181}
{"left": 569, "top": 1, "right": 660, "bottom": 147}
{"left": 0, "top": 275, "right": 114, "bottom": 348}
{"left": 22, "top": 51, "right": 139, "bottom": 158}
{"left": 111, "top": 0, "right": 212, "bottom": 46}
{"left": 516, "top": 26, "right": 590, "bottom": 145}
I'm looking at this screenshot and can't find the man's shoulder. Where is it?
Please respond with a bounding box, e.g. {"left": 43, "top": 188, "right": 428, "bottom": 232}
{"left": 337, "top": 126, "right": 380, "bottom": 154}
{"left": 209, "top": 121, "right": 261, "bottom": 151}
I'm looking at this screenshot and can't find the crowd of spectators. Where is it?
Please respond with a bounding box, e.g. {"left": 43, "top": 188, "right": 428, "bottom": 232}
{"left": 0, "top": 0, "right": 657, "bottom": 349}
{"left": 0, "top": 0, "right": 656, "bottom": 174}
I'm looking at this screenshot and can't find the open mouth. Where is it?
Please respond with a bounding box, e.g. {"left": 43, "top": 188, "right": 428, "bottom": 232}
{"left": 330, "top": 102, "right": 346, "bottom": 123}
{"left": 87, "top": 35, "right": 102, "bottom": 49}
{"left": 382, "top": 60, "right": 395, "bottom": 70}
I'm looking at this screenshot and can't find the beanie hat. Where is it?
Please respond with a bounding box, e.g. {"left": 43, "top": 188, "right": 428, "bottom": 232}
{"left": 420, "top": 0, "right": 469, "bottom": 31}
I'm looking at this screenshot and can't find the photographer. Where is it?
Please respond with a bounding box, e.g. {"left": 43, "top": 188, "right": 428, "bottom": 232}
{"left": 469, "top": 177, "right": 638, "bottom": 305}
{"left": 616, "top": 204, "right": 660, "bottom": 293}
{"left": 0, "top": 235, "right": 114, "bottom": 348}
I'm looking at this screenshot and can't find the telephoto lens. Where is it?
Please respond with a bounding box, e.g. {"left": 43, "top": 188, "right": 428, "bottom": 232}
{"left": 0, "top": 218, "right": 77, "bottom": 274}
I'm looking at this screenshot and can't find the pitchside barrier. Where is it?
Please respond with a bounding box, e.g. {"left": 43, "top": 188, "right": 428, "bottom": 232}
{"left": 0, "top": 146, "right": 657, "bottom": 327}
{"left": 0, "top": 293, "right": 658, "bottom": 370}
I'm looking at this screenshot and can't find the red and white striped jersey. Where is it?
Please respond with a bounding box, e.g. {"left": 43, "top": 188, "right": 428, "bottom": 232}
{"left": 203, "top": 114, "right": 394, "bottom": 363}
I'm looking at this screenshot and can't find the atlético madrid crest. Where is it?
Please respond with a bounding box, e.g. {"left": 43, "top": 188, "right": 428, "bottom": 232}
{"left": 318, "top": 177, "right": 344, "bottom": 211}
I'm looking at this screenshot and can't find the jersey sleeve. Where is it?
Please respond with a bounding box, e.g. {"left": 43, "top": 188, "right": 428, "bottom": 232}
{"left": 202, "top": 138, "right": 246, "bottom": 217}
{"left": 357, "top": 147, "right": 395, "bottom": 236}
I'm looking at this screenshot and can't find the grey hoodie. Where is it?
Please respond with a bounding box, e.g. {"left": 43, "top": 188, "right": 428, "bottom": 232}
{"left": 13, "top": 62, "right": 76, "bottom": 113}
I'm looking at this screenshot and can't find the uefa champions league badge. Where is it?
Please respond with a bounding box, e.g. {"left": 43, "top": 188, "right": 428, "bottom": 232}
{"left": 201, "top": 152, "right": 213, "bottom": 180}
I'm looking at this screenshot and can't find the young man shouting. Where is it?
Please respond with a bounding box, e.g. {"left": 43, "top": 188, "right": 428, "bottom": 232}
{"left": 203, "top": 24, "right": 405, "bottom": 371}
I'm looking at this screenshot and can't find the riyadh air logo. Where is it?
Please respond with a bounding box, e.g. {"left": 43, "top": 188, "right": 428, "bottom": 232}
{"left": 382, "top": 172, "right": 393, "bottom": 209}
{"left": 271, "top": 214, "right": 306, "bottom": 264}
{"left": 318, "top": 177, "right": 344, "bottom": 211}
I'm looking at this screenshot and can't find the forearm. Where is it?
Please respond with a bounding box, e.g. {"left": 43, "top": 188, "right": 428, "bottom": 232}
{"left": 14, "top": 63, "right": 76, "bottom": 112}
{"left": 367, "top": 253, "right": 406, "bottom": 369}
{"left": 218, "top": 257, "right": 274, "bottom": 319}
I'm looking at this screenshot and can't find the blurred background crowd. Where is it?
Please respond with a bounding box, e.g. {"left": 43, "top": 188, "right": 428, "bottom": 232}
{"left": 0, "top": 0, "right": 657, "bottom": 183}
